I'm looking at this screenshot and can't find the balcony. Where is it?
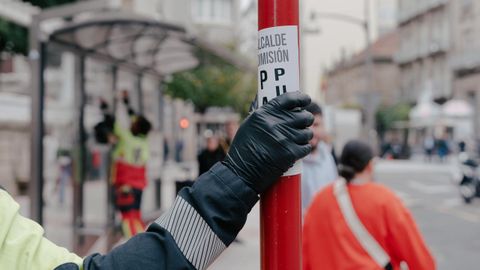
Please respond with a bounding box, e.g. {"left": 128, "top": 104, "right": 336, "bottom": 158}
{"left": 398, "top": 0, "right": 448, "bottom": 25}
{"left": 395, "top": 36, "right": 449, "bottom": 65}
{"left": 451, "top": 49, "right": 480, "bottom": 72}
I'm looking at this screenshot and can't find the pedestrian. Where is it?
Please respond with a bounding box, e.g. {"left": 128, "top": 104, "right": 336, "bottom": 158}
{"left": 424, "top": 135, "right": 435, "bottom": 162}
{"left": 0, "top": 92, "right": 314, "bottom": 270}
{"left": 220, "top": 119, "right": 239, "bottom": 153}
{"left": 198, "top": 130, "right": 226, "bottom": 176}
{"left": 96, "top": 90, "right": 152, "bottom": 238}
{"left": 301, "top": 102, "right": 337, "bottom": 214}
{"left": 303, "top": 140, "right": 435, "bottom": 270}
{"left": 174, "top": 139, "right": 184, "bottom": 162}
{"left": 458, "top": 140, "right": 466, "bottom": 153}
{"left": 163, "top": 136, "right": 170, "bottom": 161}
{"left": 55, "top": 151, "right": 72, "bottom": 205}
{"left": 436, "top": 134, "right": 450, "bottom": 162}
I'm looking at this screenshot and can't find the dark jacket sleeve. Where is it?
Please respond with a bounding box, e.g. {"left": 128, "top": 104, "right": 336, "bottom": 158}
{"left": 80, "top": 162, "right": 259, "bottom": 270}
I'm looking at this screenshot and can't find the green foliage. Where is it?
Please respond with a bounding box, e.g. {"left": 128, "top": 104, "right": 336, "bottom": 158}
{"left": 165, "top": 59, "right": 257, "bottom": 116}
{"left": 0, "top": 0, "right": 78, "bottom": 54}
{"left": 341, "top": 103, "right": 363, "bottom": 110}
{"left": 376, "top": 102, "right": 411, "bottom": 136}
{"left": 25, "top": 0, "right": 78, "bottom": 8}
{"left": 0, "top": 21, "right": 28, "bottom": 54}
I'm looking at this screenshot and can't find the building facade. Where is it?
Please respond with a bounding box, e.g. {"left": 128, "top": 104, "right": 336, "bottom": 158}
{"left": 325, "top": 31, "right": 400, "bottom": 108}
{"left": 122, "top": 0, "right": 242, "bottom": 47}
{"left": 395, "top": 0, "right": 451, "bottom": 103}
{"left": 451, "top": 0, "right": 480, "bottom": 138}
{"left": 376, "top": 0, "right": 397, "bottom": 36}
{"left": 237, "top": 0, "right": 258, "bottom": 62}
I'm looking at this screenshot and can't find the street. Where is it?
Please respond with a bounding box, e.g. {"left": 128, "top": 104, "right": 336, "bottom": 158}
{"left": 211, "top": 159, "right": 480, "bottom": 270}
{"left": 377, "top": 160, "right": 480, "bottom": 269}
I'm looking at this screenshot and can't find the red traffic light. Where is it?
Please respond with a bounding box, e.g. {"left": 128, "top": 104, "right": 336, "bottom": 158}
{"left": 179, "top": 118, "right": 190, "bottom": 129}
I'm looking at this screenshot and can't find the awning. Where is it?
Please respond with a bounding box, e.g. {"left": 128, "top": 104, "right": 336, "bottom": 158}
{"left": 442, "top": 99, "right": 473, "bottom": 118}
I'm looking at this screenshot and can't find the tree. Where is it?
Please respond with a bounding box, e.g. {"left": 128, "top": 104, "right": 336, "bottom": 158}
{"left": 0, "top": 21, "right": 28, "bottom": 54}
{"left": 0, "top": 0, "right": 78, "bottom": 54}
{"left": 24, "top": 0, "right": 78, "bottom": 8}
{"left": 376, "top": 102, "right": 411, "bottom": 138}
{"left": 165, "top": 52, "right": 257, "bottom": 116}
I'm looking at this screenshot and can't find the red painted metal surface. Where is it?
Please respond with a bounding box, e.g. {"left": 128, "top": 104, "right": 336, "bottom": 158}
{"left": 258, "top": 0, "right": 301, "bottom": 269}
{"left": 260, "top": 174, "right": 301, "bottom": 270}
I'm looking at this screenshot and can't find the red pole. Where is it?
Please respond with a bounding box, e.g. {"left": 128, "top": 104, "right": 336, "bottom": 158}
{"left": 258, "top": 0, "right": 301, "bottom": 269}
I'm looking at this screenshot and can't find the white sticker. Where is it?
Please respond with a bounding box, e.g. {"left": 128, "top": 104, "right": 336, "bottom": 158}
{"left": 257, "top": 25, "right": 301, "bottom": 177}
{"left": 258, "top": 25, "right": 300, "bottom": 106}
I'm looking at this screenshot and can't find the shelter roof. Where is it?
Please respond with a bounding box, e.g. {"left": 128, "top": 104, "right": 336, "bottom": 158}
{"left": 48, "top": 12, "right": 200, "bottom": 76}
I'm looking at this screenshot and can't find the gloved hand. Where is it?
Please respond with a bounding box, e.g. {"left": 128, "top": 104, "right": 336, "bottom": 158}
{"left": 222, "top": 92, "right": 314, "bottom": 194}
{"left": 100, "top": 98, "right": 109, "bottom": 111}
{"left": 122, "top": 90, "right": 130, "bottom": 105}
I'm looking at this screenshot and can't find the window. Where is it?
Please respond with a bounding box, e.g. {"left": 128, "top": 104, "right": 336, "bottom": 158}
{"left": 461, "top": 0, "right": 474, "bottom": 18}
{"left": 191, "top": 0, "right": 232, "bottom": 24}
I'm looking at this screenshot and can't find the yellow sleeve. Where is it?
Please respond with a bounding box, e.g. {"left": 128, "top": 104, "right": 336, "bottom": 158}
{"left": 114, "top": 121, "right": 130, "bottom": 141}
{"left": 0, "top": 190, "right": 83, "bottom": 270}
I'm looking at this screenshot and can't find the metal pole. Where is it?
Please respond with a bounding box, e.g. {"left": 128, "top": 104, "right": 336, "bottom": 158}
{"left": 258, "top": 0, "right": 301, "bottom": 269}
{"left": 73, "top": 55, "right": 86, "bottom": 249}
{"left": 136, "top": 73, "right": 144, "bottom": 114}
{"left": 111, "top": 66, "right": 118, "bottom": 113}
{"left": 299, "top": 0, "right": 305, "bottom": 92}
{"left": 29, "top": 31, "right": 46, "bottom": 224}
{"left": 155, "top": 81, "right": 165, "bottom": 210}
{"left": 158, "top": 81, "right": 165, "bottom": 133}
{"left": 363, "top": 0, "right": 375, "bottom": 144}
{"left": 106, "top": 66, "right": 117, "bottom": 250}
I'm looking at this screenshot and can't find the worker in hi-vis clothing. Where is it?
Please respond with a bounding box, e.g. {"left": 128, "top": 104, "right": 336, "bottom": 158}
{"left": 0, "top": 92, "right": 314, "bottom": 270}
{"left": 97, "top": 91, "right": 152, "bottom": 237}
{"left": 303, "top": 140, "right": 435, "bottom": 270}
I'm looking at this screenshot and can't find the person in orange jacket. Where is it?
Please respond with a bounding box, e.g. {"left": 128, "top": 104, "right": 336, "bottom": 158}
{"left": 303, "top": 140, "right": 436, "bottom": 270}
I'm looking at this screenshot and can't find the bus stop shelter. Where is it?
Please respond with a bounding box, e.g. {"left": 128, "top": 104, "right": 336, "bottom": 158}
{"left": 28, "top": 0, "right": 249, "bottom": 251}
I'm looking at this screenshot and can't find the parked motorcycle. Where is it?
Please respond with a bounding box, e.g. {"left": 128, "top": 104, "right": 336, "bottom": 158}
{"left": 458, "top": 152, "right": 480, "bottom": 204}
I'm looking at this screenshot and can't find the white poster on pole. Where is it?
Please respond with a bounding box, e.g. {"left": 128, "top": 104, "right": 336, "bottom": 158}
{"left": 257, "top": 25, "right": 301, "bottom": 176}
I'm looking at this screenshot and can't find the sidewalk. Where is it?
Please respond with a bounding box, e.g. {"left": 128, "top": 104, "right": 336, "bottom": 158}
{"left": 210, "top": 204, "right": 261, "bottom": 270}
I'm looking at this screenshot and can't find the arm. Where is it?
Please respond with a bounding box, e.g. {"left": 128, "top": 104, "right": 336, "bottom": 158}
{"left": 98, "top": 97, "right": 130, "bottom": 142}
{"left": 94, "top": 99, "right": 116, "bottom": 144}
{"left": 81, "top": 92, "right": 313, "bottom": 270}
{"left": 384, "top": 194, "right": 436, "bottom": 270}
{"left": 121, "top": 91, "right": 136, "bottom": 118}
{"left": 80, "top": 92, "right": 314, "bottom": 270}
{"left": 0, "top": 190, "right": 83, "bottom": 270}
{"left": 83, "top": 162, "right": 257, "bottom": 270}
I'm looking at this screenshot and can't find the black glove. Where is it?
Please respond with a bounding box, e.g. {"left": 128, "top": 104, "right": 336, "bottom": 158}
{"left": 100, "top": 98, "right": 109, "bottom": 111}
{"left": 222, "top": 92, "right": 314, "bottom": 194}
{"left": 122, "top": 90, "right": 130, "bottom": 105}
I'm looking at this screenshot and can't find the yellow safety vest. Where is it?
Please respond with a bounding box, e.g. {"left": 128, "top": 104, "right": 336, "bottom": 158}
{"left": 0, "top": 189, "right": 83, "bottom": 270}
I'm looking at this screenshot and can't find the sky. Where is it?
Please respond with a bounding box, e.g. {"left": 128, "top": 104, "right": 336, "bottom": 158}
{"left": 302, "top": 0, "right": 371, "bottom": 101}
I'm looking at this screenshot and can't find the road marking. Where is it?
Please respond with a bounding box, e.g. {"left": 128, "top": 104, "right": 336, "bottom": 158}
{"left": 442, "top": 198, "right": 463, "bottom": 208}
{"left": 392, "top": 190, "right": 420, "bottom": 207}
{"left": 434, "top": 206, "right": 480, "bottom": 223}
{"left": 407, "top": 181, "right": 452, "bottom": 194}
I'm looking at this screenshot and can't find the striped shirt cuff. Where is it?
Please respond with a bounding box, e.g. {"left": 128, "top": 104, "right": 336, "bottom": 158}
{"left": 155, "top": 196, "right": 226, "bottom": 270}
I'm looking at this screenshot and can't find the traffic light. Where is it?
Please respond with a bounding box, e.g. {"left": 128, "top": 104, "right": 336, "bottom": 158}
{"left": 179, "top": 117, "right": 190, "bottom": 129}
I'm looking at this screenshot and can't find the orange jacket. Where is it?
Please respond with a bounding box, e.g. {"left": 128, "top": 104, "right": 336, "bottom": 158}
{"left": 303, "top": 181, "right": 435, "bottom": 270}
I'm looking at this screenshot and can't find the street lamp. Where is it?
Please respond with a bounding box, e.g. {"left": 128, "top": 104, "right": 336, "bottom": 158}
{"left": 310, "top": 0, "right": 376, "bottom": 145}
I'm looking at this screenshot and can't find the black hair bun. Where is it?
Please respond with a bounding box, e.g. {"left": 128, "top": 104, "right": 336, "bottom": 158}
{"left": 338, "top": 164, "right": 356, "bottom": 181}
